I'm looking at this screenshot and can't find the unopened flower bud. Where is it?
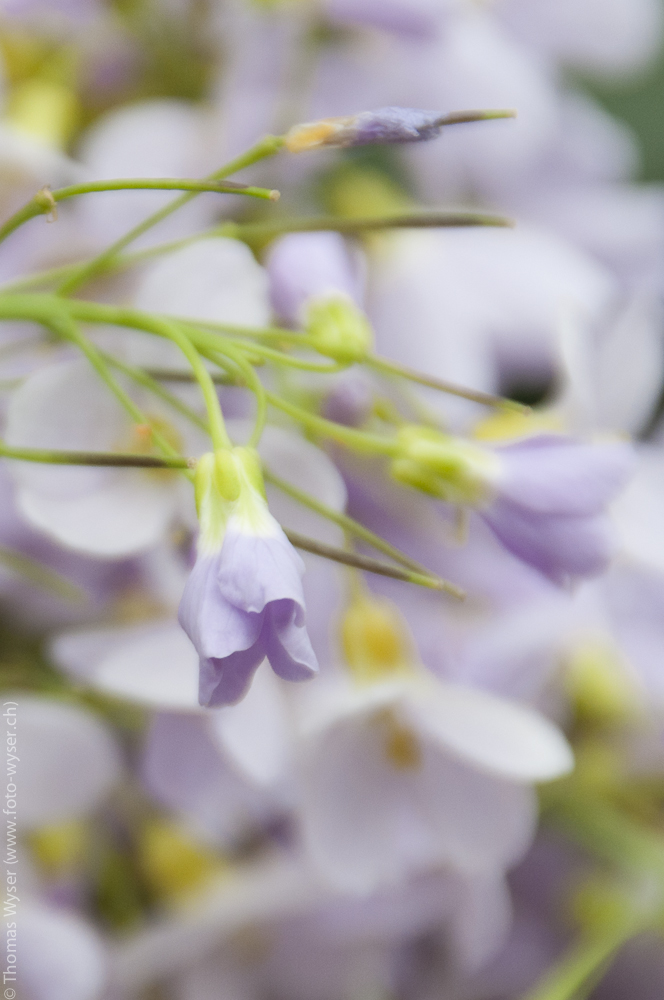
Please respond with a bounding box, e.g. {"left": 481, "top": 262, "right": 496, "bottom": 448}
{"left": 305, "top": 294, "right": 373, "bottom": 364}
{"left": 285, "top": 107, "right": 446, "bottom": 152}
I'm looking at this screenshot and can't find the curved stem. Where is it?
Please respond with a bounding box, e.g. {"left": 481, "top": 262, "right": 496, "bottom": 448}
{"left": 0, "top": 177, "right": 279, "bottom": 245}
{"left": 55, "top": 134, "right": 284, "bottom": 296}
{"left": 266, "top": 392, "right": 398, "bottom": 455}
{"left": 121, "top": 315, "right": 231, "bottom": 451}
{"left": 265, "top": 468, "right": 463, "bottom": 598}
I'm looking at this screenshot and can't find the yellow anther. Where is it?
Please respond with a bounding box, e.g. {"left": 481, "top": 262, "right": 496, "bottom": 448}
{"left": 138, "top": 820, "right": 227, "bottom": 904}
{"left": 566, "top": 637, "right": 641, "bottom": 725}
{"left": 7, "top": 79, "right": 80, "bottom": 148}
{"left": 29, "top": 820, "right": 88, "bottom": 875}
{"left": 383, "top": 716, "right": 422, "bottom": 770}
{"left": 341, "top": 595, "right": 414, "bottom": 684}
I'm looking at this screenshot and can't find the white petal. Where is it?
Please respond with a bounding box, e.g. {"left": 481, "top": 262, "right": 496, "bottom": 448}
{"left": 142, "top": 713, "right": 275, "bottom": 845}
{"left": 413, "top": 749, "right": 537, "bottom": 872}
{"left": 16, "top": 473, "right": 180, "bottom": 558}
{"left": 77, "top": 99, "right": 212, "bottom": 246}
{"left": 210, "top": 664, "right": 292, "bottom": 786}
{"left": 20, "top": 903, "right": 107, "bottom": 1000}
{"left": 13, "top": 696, "right": 122, "bottom": 828}
{"left": 93, "top": 623, "right": 200, "bottom": 710}
{"left": 134, "top": 238, "right": 271, "bottom": 328}
{"left": 406, "top": 681, "right": 574, "bottom": 782}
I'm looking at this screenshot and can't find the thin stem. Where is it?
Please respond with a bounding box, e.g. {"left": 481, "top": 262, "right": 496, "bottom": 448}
{"left": 266, "top": 392, "right": 398, "bottom": 455}
{"left": 193, "top": 341, "right": 267, "bottom": 447}
{"left": 284, "top": 530, "right": 452, "bottom": 591}
{"left": 218, "top": 210, "right": 514, "bottom": 243}
{"left": 1, "top": 209, "right": 512, "bottom": 294}
{"left": 0, "top": 545, "right": 85, "bottom": 601}
{"left": 55, "top": 134, "right": 284, "bottom": 296}
{"left": 0, "top": 178, "right": 280, "bottom": 244}
{"left": 0, "top": 443, "right": 190, "bottom": 468}
{"left": 265, "top": 468, "right": 463, "bottom": 597}
{"left": 102, "top": 353, "right": 210, "bottom": 434}
{"left": 232, "top": 339, "right": 346, "bottom": 373}
{"left": 47, "top": 313, "right": 184, "bottom": 464}
{"left": 434, "top": 109, "right": 517, "bottom": 126}
{"left": 517, "top": 922, "right": 643, "bottom": 1000}
{"left": 121, "top": 315, "right": 231, "bottom": 450}
{"left": 368, "top": 355, "right": 530, "bottom": 412}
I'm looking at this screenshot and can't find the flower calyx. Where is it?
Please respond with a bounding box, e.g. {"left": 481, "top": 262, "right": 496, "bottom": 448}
{"left": 305, "top": 293, "right": 373, "bottom": 365}
{"left": 390, "top": 425, "right": 501, "bottom": 506}
{"left": 194, "top": 445, "right": 268, "bottom": 554}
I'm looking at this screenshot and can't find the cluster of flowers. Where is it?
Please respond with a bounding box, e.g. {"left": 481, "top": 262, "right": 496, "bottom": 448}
{"left": 1, "top": 2, "right": 664, "bottom": 1000}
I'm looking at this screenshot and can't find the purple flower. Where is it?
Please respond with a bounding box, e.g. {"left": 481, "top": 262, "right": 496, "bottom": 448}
{"left": 481, "top": 435, "right": 635, "bottom": 583}
{"left": 178, "top": 449, "right": 318, "bottom": 706}
{"left": 391, "top": 427, "right": 634, "bottom": 583}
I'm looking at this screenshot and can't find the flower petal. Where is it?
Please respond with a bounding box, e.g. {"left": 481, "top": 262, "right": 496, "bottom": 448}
{"left": 406, "top": 681, "right": 573, "bottom": 782}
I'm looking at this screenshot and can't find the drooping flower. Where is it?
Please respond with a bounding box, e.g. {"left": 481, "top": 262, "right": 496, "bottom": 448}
{"left": 391, "top": 426, "right": 634, "bottom": 583}
{"left": 179, "top": 447, "right": 318, "bottom": 706}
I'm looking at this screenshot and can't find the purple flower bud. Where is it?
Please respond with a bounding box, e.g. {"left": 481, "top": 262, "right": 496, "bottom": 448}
{"left": 482, "top": 435, "right": 635, "bottom": 583}
{"left": 285, "top": 107, "right": 445, "bottom": 152}
{"left": 266, "top": 232, "right": 362, "bottom": 326}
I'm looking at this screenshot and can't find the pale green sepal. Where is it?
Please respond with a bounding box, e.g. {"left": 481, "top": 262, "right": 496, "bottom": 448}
{"left": 390, "top": 425, "right": 501, "bottom": 506}
{"left": 305, "top": 293, "right": 373, "bottom": 365}
{"left": 195, "top": 451, "right": 234, "bottom": 554}
{"left": 213, "top": 449, "right": 241, "bottom": 501}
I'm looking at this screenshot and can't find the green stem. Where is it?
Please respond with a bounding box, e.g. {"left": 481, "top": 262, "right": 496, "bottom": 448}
{"left": 0, "top": 545, "right": 85, "bottom": 601}
{"left": 0, "top": 178, "right": 279, "bottom": 244}
{"left": 518, "top": 921, "right": 643, "bottom": 1000}
{"left": 368, "top": 355, "right": 530, "bottom": 412}
{"left": 283, "top": 530, "right": 451, "bottom": 591}
{"left": 266, "top": 391, "right": 397, "bottom": 455}
{"left": 118, "top": 315, "right": 231, "bottom": 451}
{"left": 0, "top": 443, "right": 190, "bottom": 468}
{"left": 101, "top": 353, "right": 210, "bottom": 434}
{"left": 1, "top": 209, "right": 511, "bottom": 294}
{"left": 193, "top": 341, "right": 267, "bottom": 447}
{"left": 55, "top": 134, "right": 284, "bottom": 296}
{"left": 543, "top": 790, "right": 664, "bottom": 881}
{"left": 47, "top": 313, "right": 184, "bottom": 464}
{"left": 266, "top": 469, "right": 464, "bottom": 598}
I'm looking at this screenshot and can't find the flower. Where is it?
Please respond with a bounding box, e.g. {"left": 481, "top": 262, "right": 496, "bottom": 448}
{"left": 296, "top": 595, "right": 573, "bottom": 893}
{"left": 179, "top": 447, "right": 318, "bottom": 706}
{"left": 391, "top": 427, "right": 634, "bottom": 582}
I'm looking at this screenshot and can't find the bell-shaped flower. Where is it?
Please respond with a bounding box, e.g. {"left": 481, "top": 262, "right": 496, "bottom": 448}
{"left": 391, "top": 426, "right": 634, "bottom": 583}
{"left": 179, "top": 446, "right": 318, "bottom": 706}
{"left": 295, "top": 595, "right": 573, "bottom": 893}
